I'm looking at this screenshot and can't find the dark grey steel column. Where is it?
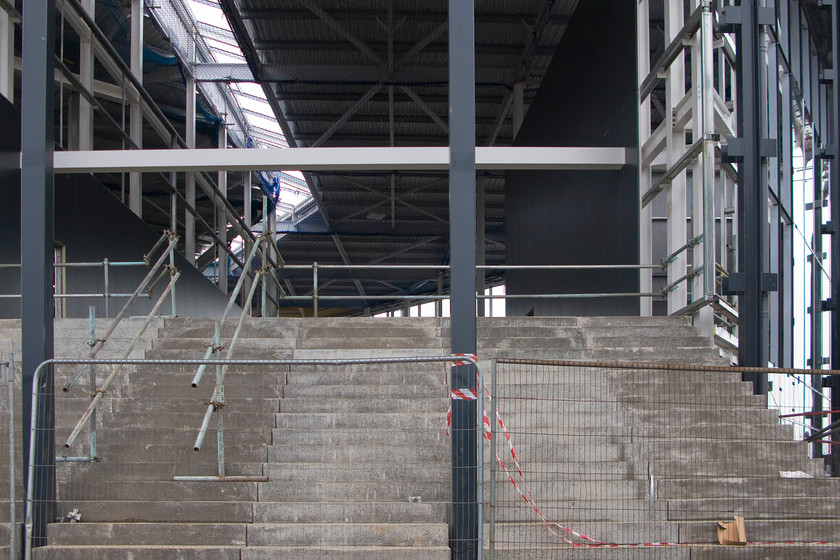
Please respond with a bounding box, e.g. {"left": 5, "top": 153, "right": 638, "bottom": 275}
{"left": 21, "top": 0, "right": 57, "bottom": 546}
{"left": 449, "top": 0, "right": 478, "bottom": 557}
{"left": 735, "top": 2, "right": 768, "bottom": 393}
{"left": 829, "top": 0, "right": 840, "bottom": 474}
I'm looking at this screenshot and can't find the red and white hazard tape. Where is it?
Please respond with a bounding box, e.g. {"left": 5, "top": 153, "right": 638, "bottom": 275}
{"left": 444, "top": 355, "right": 840, "bottom": 549}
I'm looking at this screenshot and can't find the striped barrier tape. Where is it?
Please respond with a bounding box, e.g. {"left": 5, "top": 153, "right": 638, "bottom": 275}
{"left": 446, "top": 356, "right": 840, "bottom": 549}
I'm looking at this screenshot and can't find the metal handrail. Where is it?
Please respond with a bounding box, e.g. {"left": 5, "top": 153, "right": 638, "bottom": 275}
{"left": 63, "top": 267, "right": 182, "bottom": 447}
{"left": 63, "top": 232, "right": 179, "bottom": 392}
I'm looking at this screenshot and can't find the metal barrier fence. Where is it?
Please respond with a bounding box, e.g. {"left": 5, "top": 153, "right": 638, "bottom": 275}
{"left": 485, "top": 360, "right": 840, "bottom": 558}
{"left": 0, "top": 356, "right": 18, "bottom": 560}
{"left": 25, "top": 355, "right": 484, "bottom": 557}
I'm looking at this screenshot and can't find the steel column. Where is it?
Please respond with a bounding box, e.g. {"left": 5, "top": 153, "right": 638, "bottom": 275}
{"left": 217, "top": 125, "right": 228, "bottom": 293}
{"left": 21, "top": 0, "right": 56, "bottom": 547}
{"left": 77, "top": 0, "right": 94, "bottom": 151}
{"left": 129, "top": 0, "right": 144, "bottom": 217}
{"left": 829, "top": 0, "right": 840, "bottom": 474}
{"left": 637, "top": 0, "right": 653, "bottom": 317}
{"left": 185, "top": 74, "right": 197, "bottom": 262}
{"left": 736, "top": 2, "right": 769, "bottom": 392}
{"left": 664, "top": 0, "right": 688, "bottom": 315}
{"left": 449, "top": 0, "right": 478, "bottom": 557}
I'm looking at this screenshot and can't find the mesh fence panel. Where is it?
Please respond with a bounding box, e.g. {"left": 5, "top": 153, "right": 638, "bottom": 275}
{"left": 28, "top": 357, "right": 456, "bottom": 555}
{"left": 486, "top": 360, "right": 840, "bottom": 559}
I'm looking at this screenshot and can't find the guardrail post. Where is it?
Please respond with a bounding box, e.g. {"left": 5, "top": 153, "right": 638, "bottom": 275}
{"left": 213, "top": 320, "right": 225, "bottom": 477}
{"left": 87, "top": 307, "right": 97, "bottom": 459}
{"left": 313, "top": 262, "right": 319, "bottom": 318}
{"left": 5, "top": 355, "right": 15, "bottom": 560}
{"left": 103, "top": 258, "right": 110, "bottom": 317}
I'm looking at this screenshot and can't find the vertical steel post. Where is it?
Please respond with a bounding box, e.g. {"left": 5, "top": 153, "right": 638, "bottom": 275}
{"left": 77, "top": 0, "right": 94, "bottom": 151}
{"left": 5, "top": 354, "right": 15, "bottom": 560}
{"left": 217, "top": 125, "right": 229, "bottom": 294}
{"left": 828, "top": 0, "right": 840, "bottom": 474}
{"left": 213, "top": 320, "right": 225, "bottom": 477}
{"left": 812, "top": 153, "right": 825, "bottom": 445}
{"left": 664, "top": 0, "right": 688, "bottom": 315}
{"left": 128, "top": 0, "right": 143, "bottom": 217}
{"left": 736, "top": 2, "right": 769, "bottom": 393}
{"left": 21, "top": 0, "right": 56, "bottom": 546}
{"left": 699, "top": 2, "right": 716, "bottom": 337}
{"left": 488, "top": 361, "right": 497, "bottom": 560}
{"left": 104, "top": 258, "right": 110, "bottom": 317}
{"left": 637, "top": 0, "right": 653, "bottom": 317}
{"left": 87, "top": 307, "right": 97, "bottom": 460}
{"left": 185, "top": 74, "right": 197, "bottom": 263}
{"left": 449, "top": 0, "right": 478, "bottom": 556}
{"left": 313, "top": 262, "right": 319, "bottom": 318}
{"left": 261, "top": 196, "right": 268, "bottom": 317}
{"left": 243, "top": 172, "right": 252, "bottom": 314}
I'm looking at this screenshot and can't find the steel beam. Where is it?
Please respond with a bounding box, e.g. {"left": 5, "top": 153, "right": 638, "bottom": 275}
{"left": 21, "top": 0, "right": 56, "bottom": 547}
{"left": 54, "top": 146, "right": 626, "bottom": 173}
{"left": 449, "top": 0, "right": 477, "bottom": 557}
{"left": 736, "top": 3, "right": 769, "bottom": 392}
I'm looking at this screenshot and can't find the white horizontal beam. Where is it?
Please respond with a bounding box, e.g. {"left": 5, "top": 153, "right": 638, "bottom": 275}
{"left": 54, "top": 146, "right": 626, "bottom": 174}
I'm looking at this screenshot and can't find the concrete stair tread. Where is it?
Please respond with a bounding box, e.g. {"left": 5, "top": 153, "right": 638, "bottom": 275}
{"left": 31, "top": 545, "right": 241, "bottom": 560}
{"left": 239, "top": 545, "right": 450, "bottom": 560}
{"left": 46, "top": 522, "right": 246, "bottom": 546}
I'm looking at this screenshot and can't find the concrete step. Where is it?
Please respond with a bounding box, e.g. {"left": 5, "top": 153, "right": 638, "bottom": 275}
{"left": 648, "top": 459, "right": 822, "bottom": 478}
{"left": 300, "top": 325, "right": 443, "bottom": 339}
{"left": 301, "top": 317, "right": 442, "bottom": 329}
{"left": 124, "top": 382, "right": 284, "bottom": 399}
{"left": 486, "top": 547, "right": 686, "bottom": 559}
{"left": 282, "top": 384, "right": 445, "bottom": 398}
{"left": 278, "top": 397, "right": 447, "bottom": 414}
{"left": 56, "top": 480, "right": 259, "bottom": 502}
{"left": 658, "top": 477, "right": 840, "bottom": 500}
{"left": 491, "top": 500, "right": 668, "bottom": 523}
{"left": 252, "top": 501, "right": 447, "bottom": 524}
{"left": 287, "top": 371, "right": 446, "bottom": 386}
{"left": 677, "top": 518, "right": 840, "bottom": 544}
{"left": 275, "top": 412, "right": 450, "bottom": 430}
{"left": 667, "top": 497, "right": 840, "bottom": 520}
{"left": 147, "top": 348, "right": 294, "bottom": 359}
{"left": 54, "top": 500, "right": 254, "bottom": 523}
{"left": 240, "top": 545, "right": 451, "bottom": 559}
{"left": 152, "top": 338, "right": 296, "bottom": 351}
{"left": 46, "top": 522, "right": 246, "bottom": 546}
{"left": 58, "top": 442, "right": 268, "bottom": 464}
{"left": 690, "top": 544, "right": 840, "bottom": 560}
{"left": 59, "top": 462, "right": 266, "bottom": 480}
{"left": 246, "top": 522, "right": 447, "bottom": 547}
{"left": 487, "top": 520, "right": 679, "bottom": 545}
{"left": 292, "top": 349, "right": 448, "bottom": 360}
{"left": 160, "top": 318, "right": 301, "bottom": 339}
{"left": 256, "top": 481, "right": 449, "bottom": 502}
{"left": 295, "top": 337, "right": 445, "bottom": 351}
{"left": 32, "top": 545, "right": 242, "bottom": 560}
{"left": 487, "top": 347, "right": 724, "bottom": 363}
{"left": 267, "top": 444, "right": 448, "bottom": 464}
{"left": 270, "top": 428, "right": 447, "bottom": 447}
{"left": 261, "top": 463, "right": 450, "bottom": 482}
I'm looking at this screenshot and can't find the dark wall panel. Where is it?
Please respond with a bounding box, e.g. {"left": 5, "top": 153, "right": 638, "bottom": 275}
{"left": 0, "top": 96, "right": 231, "bottom": 318}
{"left": 505, "top": 0, "right": 639, "bottom": 316}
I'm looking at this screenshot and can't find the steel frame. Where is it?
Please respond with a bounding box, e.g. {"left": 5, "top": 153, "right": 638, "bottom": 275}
{"left": 638, "top": 0, "right": 837, "bottom": 388}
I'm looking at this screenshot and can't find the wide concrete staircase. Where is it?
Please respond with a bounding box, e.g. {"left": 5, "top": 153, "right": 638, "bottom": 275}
{"left": 0, "top": 316, "right": 834, "bottom": 558}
